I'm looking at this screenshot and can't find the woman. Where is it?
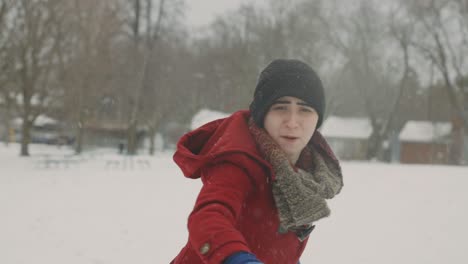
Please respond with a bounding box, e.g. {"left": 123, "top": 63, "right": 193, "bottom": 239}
{"left": 171, "top": 59, "right": 343, "bottom": 264}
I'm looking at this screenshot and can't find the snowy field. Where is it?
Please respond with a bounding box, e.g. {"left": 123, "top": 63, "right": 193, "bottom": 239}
{"left": 1, "top": 143, "right": 468, "bottom": 264}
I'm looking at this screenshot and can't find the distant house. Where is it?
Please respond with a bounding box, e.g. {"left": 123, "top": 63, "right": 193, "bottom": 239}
{"left": 320, "top": 116, "right": 372, "bottom": 160}
{"left": 398, "top": 121, "right": 452, "bottom": 164}
{"left": 12, "top": 115, "right": 72, "bottom": 145}
{"left": 84, "top": 121, "right": 146, "bottom": 149}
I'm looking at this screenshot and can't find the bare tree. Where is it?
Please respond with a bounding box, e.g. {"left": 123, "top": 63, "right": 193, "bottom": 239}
{"left": 124, "top": 0, "right": 166, "bottom": 155}
{"left": 58, "top": 0, "right": 123, "bottom": 154}
{"left": 10, "top": 0, "right": 67, "bottom": 156}
{"left": 195, "top": 4, "right": 265, "bottom": 111}
{"left": 404, "top": 0, "right": 468, "bottom": 163}
{"left": 318, "top": 0, "right": 407, "bottom": 160}
{"left": 121, "top": 0, "right": 185, "bottom": 155}
{"left": 406, "top": 0, "right": 468, "bottom": 127}
{"left": 0, "top": 0, "right": 16, "bottom": 145}
{"left": 382, "top": 2, "right": 421, "bottom": 161}
{"left": 191, "top": 0, "right": 329, "bottom": 115}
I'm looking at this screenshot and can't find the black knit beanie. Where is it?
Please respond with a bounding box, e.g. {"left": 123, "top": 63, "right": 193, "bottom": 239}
{"left": 249, "top": 59, "right": 325, "bottom": 128}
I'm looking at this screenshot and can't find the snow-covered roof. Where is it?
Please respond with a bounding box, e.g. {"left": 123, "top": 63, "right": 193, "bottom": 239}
{"left": 35, "top": 115, "right": 58, "bottom": 126}
{"left": 191, "top": 109, "right": 230, "bottom": 130}
{"left": 320, "top": 116, "right": 372, "bottom": 139}
{"left": 399, "top": 121, "right": 452, "bottom": 142}
{"left": 12, "top": 115, "right": 58, "bottom": 127}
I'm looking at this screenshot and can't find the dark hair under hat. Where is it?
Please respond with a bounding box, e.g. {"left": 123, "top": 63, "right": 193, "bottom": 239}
{"left": 249, "top": 59, "right": 325, "bottom": 128}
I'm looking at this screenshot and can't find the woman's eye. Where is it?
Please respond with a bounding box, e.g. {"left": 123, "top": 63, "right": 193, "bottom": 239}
{"left": 300, "top": 107, "right": 314, "bottom": 112}
{"left": 272, "top": 105, "right": 287, "bottom": 111}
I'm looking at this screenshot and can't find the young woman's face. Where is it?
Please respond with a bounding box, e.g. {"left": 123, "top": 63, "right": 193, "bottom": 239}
{"left": 263, "top": 96, "right": 319, "bottom": 164}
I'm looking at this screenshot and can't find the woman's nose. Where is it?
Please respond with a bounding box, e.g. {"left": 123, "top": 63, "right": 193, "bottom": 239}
{"left": 285, "top": 111, "right": 299, "bottom": 128}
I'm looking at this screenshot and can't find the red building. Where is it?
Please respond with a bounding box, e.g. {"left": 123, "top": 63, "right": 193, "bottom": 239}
{"left": 399, "top": 121, "right": 452, "bottom": 164}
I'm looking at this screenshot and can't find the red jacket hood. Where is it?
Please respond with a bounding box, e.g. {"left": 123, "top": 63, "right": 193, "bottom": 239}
{"left": 173, "top": 110, "right": 270, "bottom": 179}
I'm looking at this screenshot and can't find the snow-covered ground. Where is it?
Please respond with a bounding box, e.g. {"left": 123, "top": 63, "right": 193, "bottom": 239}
{"left": 1, "top": 143, "right": 468, "bottom": 264}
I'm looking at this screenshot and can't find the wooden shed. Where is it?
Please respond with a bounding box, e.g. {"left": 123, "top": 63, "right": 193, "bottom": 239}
{"left": 398, "top": 121, "right": 452, "bottom": 164}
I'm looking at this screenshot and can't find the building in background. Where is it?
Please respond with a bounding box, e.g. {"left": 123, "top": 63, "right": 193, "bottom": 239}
{"left": 320, "top": 116, "right": 372, "bottom": 160}
{"left": 398, "top": 121, "right": 452, "bottom": 164}
{"left": 84, "top": 121, "right": 146, "bottom": 150}
{"left": 11, "top": 115, "right": 73, "bottom": 145}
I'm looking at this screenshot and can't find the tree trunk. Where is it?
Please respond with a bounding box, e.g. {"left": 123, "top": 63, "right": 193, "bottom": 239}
{"left": 148, "top": 124, "right": 156, "bottom": 155}
{"left": 3, "top": 106, "right": 11, "bottom": 146}
{"left": 75, "top": 125, "right": 83, "bottom": 154}
{"left": 126, "top": 0, "right": 142, "bottom": 156}
{"left": 20, "top": 118, "right": 31, "bottom": 156}
{"left": 366, "top": 130, "right": 382, "bottom": 160}
{"left": 19, "top": 90, "right": 32, "bottom": 156}
{"left": 74, "top": 112, "right": 85, "bottom": 154}
{"left": 127, "top": 119, "right": 137, "bottom": 155}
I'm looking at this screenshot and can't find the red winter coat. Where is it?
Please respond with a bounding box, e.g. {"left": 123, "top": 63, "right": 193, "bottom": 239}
{"left": 171, "top": 110, "right": 337, "bottom": 264}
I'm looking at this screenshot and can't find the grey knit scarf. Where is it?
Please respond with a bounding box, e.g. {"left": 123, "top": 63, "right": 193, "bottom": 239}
{"left": 249, "top": 120, "right": 343, "bottom": 233}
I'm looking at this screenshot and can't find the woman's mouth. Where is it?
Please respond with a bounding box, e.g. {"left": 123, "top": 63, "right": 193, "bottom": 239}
{"left": 281, "top": 136, "right": 299, "bottom": 142}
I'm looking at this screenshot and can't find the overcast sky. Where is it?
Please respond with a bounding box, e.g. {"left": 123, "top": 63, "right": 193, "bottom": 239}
{"left": 185, "top": 0, "right": 256, "bottom": 27}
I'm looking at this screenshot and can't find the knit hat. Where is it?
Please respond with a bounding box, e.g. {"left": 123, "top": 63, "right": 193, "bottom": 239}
{"left": 249, "top": 59, "right": 325, "bottom": 128}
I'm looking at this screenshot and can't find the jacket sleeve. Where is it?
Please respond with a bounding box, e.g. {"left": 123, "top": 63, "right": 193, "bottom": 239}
{"left": 187, "top": 162, "right": 255, "bottom": 264}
